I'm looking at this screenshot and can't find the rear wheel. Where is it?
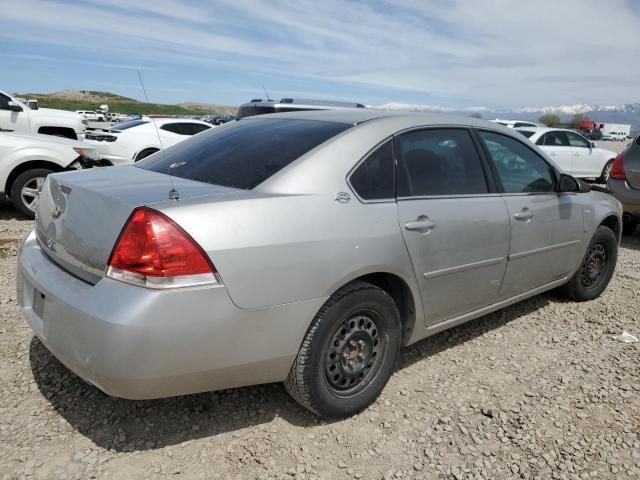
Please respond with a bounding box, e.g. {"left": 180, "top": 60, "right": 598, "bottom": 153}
{"left": 599, "top": 160, "right": 614, "bottom": 183}
{"left": 285, "top": 281, "right": 401, "bottom": 418}
{"left": 10, "top": 168, "right": 53, "bottom": 218}
{"left": 559, "top": 226, "right": 617, "bottom": 301}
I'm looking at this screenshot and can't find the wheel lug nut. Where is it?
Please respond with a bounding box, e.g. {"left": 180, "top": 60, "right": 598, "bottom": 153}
{"left": 349, "top": 340, "right": 356, "bottom": 347}
{"left": 357, "top": 353, "right": 365, "bottom": 360}
{"left": 342, "top": 352, "right": 349, "bottom": 360}
{"left": 357, "top": 340, "right": 365, "bottom": 348}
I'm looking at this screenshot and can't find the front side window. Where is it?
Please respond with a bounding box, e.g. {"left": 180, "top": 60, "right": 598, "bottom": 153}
{"left": 566, "top": 132, "right": 590, "bottom": 148}
{"left": 139, "top": 118, "right": 351, "bottom": 189}
{"left": 396, "top": 129, "right": 488, "bottom": 197}
{"left": 349, "top": 140, "right": 394, "bottom": 200}
{"left": 0, "top": 95, "right": 11, "bottom": 110}
{"left": 479, "top": 131, "right": 555, "bottom": 194}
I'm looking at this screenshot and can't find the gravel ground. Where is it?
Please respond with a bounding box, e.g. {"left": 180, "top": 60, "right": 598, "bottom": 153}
{"left": 0, "top": 199, "right": 638, "bottom": 480}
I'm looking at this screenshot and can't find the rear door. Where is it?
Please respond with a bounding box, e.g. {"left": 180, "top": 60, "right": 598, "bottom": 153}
{"left": 396, "top": 128, "right": 510, "bottom": 325}
{"left": 478, "top": 130, "right": 585, "bottom": 297}
{"left": 536, "top": 131, "right": 574, "bottom": 173}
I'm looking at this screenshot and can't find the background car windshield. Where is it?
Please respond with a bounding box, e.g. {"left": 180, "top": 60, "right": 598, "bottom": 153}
{"left": 138, "top": 118, "right": 351, "bottom": 189}
{"left": 113, "top": 120, "right": 149, "bottom": 130}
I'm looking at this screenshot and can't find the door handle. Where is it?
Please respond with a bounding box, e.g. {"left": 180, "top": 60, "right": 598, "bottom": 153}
{"left": 405, "top": 215, "right": 437, "bottom": 233}
{"left": 513, "top": 208, "right": 534, "bottom": 221}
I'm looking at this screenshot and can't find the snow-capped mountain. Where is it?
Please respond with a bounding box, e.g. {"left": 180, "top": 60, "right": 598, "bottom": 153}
{"left": 377, "top": 102, "right": 640, "bottom": 127}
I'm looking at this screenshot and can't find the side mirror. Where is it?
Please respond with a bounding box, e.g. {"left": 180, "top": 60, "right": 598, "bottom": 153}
{"left": 590, "top": 142, "right": 596, "bottom": 149}
{"left": 557, "top": 173, "right": 589, "bottom": 193}
{"left": 6, "top": 101, "right": 22, "bottom": 112}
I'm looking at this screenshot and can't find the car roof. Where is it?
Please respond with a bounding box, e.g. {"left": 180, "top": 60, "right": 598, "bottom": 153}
{"left": 141, "top": 118, "right": 211, "bottom": 126}
{"left": 240, "top": 108, "right": 516, "bottom": 131}
{"left": 514, "top": 126, "right": 580, "bottom": 135}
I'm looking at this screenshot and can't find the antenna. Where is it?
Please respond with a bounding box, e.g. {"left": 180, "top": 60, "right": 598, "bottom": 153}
{"left": 136, "top": 70, "right": 181, "bottom": 200}
{"left": 262, "top": 86, "right": 272, "bottom": 102}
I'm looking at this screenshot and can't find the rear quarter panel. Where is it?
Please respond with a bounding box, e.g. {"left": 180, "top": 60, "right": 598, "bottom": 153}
{"left": 159, "top": 193, "right": 418, "bottom": 311}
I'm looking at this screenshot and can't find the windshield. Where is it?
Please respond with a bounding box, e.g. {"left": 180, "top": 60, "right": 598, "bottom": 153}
{"left": 517, "top": 130, "right": 535, "bottom": 138}
{"left": 137, "top": 118, "right": 351, "bottom": 189}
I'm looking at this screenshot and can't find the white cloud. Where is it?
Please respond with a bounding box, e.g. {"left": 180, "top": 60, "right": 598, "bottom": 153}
{"left": 1, "top": 0, "right": 639, "bottom": 106}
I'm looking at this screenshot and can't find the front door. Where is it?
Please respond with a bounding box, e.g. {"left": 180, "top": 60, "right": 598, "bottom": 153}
{"left": 566, "top": 131, "right": 601, "bottom": 178}
{"left": 537, "top": 130, "right": 574, "bottom": 174}
{"left": 396, "top": 128, "right": 510, "bottom": 325}
{"left": 478, "top": 130, "right": 585, "bottom": 297}
{"left": 0, "top": 93, "right": 30, "bottom": 133}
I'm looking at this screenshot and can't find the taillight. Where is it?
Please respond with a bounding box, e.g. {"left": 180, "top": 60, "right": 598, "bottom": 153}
{"left": 106, "top": 207, "right": 219, "bottom": 289}
{"left": 610, "top": 153, "right": 626, "bottom": 180}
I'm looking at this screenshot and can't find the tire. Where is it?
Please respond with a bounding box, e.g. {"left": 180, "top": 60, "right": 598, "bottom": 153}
{"left": 622, "top": 220, "right": 637, "bottom": 236}
{"left": 599, "top": 160, "right": 614, "bottom": 184}
{"left": 285, "top": 281, "right": 402, "bottom": 418}
{"left": 559, "top": 226, "right": 617, "bottom": 302}
{"left": 135, "top": 149, "right": 159, "bottom": 161}
{"left": 10, "top": 168, "right": 53, "bottom": 218}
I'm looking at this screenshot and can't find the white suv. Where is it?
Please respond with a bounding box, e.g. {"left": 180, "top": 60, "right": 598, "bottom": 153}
{"left": 0, "top": 90, "right": 87, "bottom": 140}
{"left": 0, "top": 131, "right": 98, "bottom": 217}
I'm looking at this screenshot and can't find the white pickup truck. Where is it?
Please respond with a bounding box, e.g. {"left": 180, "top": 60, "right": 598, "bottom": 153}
{"left": 0, "top": 89, "right": 87, "bottom": 141}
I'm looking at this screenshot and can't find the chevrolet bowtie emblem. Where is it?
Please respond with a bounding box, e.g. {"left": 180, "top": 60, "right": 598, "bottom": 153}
{"left": 52, "top": 206, "right": 62, "bottom": 219}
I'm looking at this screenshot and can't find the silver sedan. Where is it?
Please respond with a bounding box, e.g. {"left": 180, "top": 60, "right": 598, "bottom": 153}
{"left": 17, "top": 110, "right": 621, "bottom": 418}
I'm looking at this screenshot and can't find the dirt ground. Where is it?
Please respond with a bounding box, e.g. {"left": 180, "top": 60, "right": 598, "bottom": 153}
{"left": 0, "top": 200, "right": 638, "bottom": 480}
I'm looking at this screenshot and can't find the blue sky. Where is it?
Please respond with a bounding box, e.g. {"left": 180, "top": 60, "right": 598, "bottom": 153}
{"left": 1, "top": 0, "right": 639, "bottom": 109}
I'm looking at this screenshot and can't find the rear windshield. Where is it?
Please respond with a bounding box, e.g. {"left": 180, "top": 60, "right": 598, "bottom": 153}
{"left": 113, "top": 120, "right": 149, "bottom": 130}
{"left": 137, "top": 118, "right": 351, "bottom": 189}
{"left": 517, "top": 130, "right": 535, "bottom": 138}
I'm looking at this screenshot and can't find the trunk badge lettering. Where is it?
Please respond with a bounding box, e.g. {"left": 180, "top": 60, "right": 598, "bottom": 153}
{"left": 52, "top": 206, "right": 62, "bottom": 219}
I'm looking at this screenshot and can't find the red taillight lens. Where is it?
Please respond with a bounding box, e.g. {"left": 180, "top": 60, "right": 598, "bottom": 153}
{"left": 107, "top": 207, "right": 218, "bottom": 288}
{"left": 610, "top": 153, "right": 626, "bottom": 180}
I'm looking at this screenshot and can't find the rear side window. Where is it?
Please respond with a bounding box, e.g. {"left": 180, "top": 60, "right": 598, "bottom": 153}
{"left": 161, "top": 123, "right": 183, "bottom": 134}
{"left": 138, "top": 118, "right": 351, "bottom": 189}
{"left": 349, "top": 140, "right": 394, "bottom": 200}
{"left": 479, "top": 131, "right": 555, "bottom": 194}
{"left": 396, "top": 129, "right": 488, "bottom": 197}
{"left": 185, "top": 123, "right": 211, "bottom": 135}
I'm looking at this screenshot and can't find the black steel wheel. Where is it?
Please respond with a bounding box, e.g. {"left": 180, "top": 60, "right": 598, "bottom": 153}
{"left": 323, "top": 310, "right": 386, "bottom": 397}
{"left": 285, "top": 281, "right": 401, "bottom": 418}
{"left": 560, "top": 226, "right": 617, "bottom": 301}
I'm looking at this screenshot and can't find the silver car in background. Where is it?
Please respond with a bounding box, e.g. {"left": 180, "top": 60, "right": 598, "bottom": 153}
{"left": 17, "top": 110, "right": 621, "bottom": 418}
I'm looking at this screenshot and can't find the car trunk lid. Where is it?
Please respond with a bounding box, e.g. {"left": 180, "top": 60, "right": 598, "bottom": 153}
{"left": 35, "top": 166, "right": 241, "bottom": 284}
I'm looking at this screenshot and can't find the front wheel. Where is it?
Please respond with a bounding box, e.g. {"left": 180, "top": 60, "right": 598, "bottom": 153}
{"left": 10, "top": 168, "right": 53, "bottom": 218}
{"left": 285, "top": 281, "right": 402, "bottom": 418}
{"left": 559, "top": 226, "right": 617, "bottom": 302}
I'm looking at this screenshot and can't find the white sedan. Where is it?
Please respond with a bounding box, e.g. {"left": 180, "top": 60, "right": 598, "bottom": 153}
{"left": 516, "top": 127, "right": 617, "bottom": 182}
{"left": 83, "top": 118, "right": 212, "bottom": 165}
{"left": 0, "top": 131, "right": 99, "bottom": 217}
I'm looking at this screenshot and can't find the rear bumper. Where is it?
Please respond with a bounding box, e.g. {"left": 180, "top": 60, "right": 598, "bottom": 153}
{"left": 608, "top": 179, "right": 640, "bottom": 218}
{"left": 17, "top": 230, "right": 323, "bottom": 399}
